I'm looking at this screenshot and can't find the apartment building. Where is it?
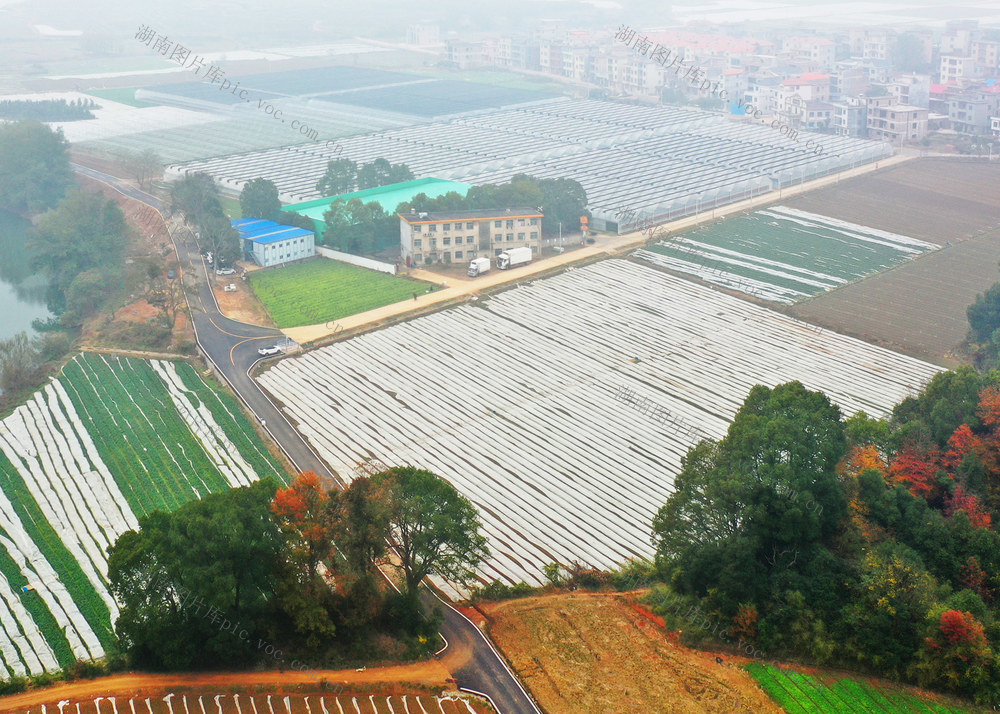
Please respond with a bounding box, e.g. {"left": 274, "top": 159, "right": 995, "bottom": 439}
{"left": 941, "top": 54, "right": 979, "bottom": 84}
{"left": 782, "top": 37, "right": 836, "bottom": 71}
{"left": 399, "top": 208, "right": 543, "bottom": 266}
{"left": 888, "top": 74, "right": 930, "bottom": 108}
{"left": 866, "top": 97, "right": 928, "bottom": 142}
{"left": 831, "top": 98, "right": 868, "bottom": 136}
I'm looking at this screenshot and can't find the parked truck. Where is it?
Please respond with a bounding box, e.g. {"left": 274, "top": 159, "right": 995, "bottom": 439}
{"left": 496, "top": 246, "right": 533, "bottom": 270}
{"left": 467, "top": 257, "right": 491, "bottom": 277}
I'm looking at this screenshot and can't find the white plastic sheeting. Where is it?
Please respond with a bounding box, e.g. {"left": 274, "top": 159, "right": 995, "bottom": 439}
{"left": 260, "top": 259, "right": 942, "bottom": 591}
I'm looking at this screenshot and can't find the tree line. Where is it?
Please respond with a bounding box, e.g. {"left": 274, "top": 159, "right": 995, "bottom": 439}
{"left": 0, "top": 98, "right": 97, "bottom": 122}
{"left": 108, "top": 467, "right": 487, "bottom": 671}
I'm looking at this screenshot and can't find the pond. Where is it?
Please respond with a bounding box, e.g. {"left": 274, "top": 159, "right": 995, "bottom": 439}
{"left": 0, "top": 210, "right": 53, "bottom": 341}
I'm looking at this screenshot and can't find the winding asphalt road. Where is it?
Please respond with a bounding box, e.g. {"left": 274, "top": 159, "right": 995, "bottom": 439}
{"left": 73, "top": 164, "right": 542, "bottom": 714}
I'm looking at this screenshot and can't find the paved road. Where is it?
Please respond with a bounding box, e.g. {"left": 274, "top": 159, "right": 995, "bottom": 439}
{"left": 73, "top": 165, "right": 542, "bottom": 714}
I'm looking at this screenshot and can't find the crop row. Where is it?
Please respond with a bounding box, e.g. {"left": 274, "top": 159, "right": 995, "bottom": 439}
{"left": 747, "top": 662, "right": 969, "bottom": 713}
{"left": 171, "top": 362, "right": 285, "bottom": 483}
{"left": 61, "top": 354, "right": 226, "bottom": 516}
{"left": 0, "top": 448, "right": 112, "bottom": 652}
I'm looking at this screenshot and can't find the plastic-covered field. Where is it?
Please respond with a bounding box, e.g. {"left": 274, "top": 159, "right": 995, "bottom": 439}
{"left": 171, "top": 99, "right": 890, "bottom": 207}
{"left": 311, "top": 80, "right": 559, "bottom": 118}
{"left": 634, "top": 206, "right": 938, "bottom": 303}
{"left": 0, "top": 354, "right": 284, "bottom": 677}
{"left": 24, "top": 693, "right": 492, "bottom": 714}
{"left": 258, "top": 259, "right": 941, "bottom": 593}
{"left": 140, "top": 66, "right": 424, "bottom": 106}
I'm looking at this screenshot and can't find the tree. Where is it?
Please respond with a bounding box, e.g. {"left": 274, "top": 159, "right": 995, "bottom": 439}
{"left": 0, "top": 120, "right": 72, "bottom": 216}
{"left": 271, "top": 472, "right": 332, "bottom": 582}
{"left": 201, "top": 213, "right": 241, "bottom": 266}
{"left": 107, "top": 480, "right": 284, "bottom": 670}
{"left": 843, "top": 541, "right": 940, "bottom": 677}
{"left": 372, "top": 467, "right": 489, "bottom": 604}
{"left": 893, "top": 33, "right": 931, "bottom": 73}
{"left": 239, "top": 178, "right": 281, "bottom": 221}
{"left": 30, "top": 190, "right": 127, "bottom": 314}
{"left": 652, "top": 382, "right": 848, "bottom": 615}
{"left": 0, "top": 332, "right": 41, "bottom": 395}
{"left": 316, "top": 158, "right": 358, "bottom": 196}
{"left": 968, "top": 283, "right": 1000, "bottom": 344}
{"left": 122, "top": 149, "right": 162, "bottom": 190}
{"left": 357, "top": 158, "right": 413, "bottom": 190}
{"left": 911, "top": 609, "right": 996, "bottom": 700}
{"left": 170, "top": 173, "right": 224, "bottom": 228}
{"left": 271, "top": 472, "right": 338, "bottom": 651}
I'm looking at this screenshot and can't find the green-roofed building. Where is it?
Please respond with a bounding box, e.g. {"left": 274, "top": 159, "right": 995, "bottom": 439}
{"left": 283, "top": 177, "right": 474, "bottom": 235}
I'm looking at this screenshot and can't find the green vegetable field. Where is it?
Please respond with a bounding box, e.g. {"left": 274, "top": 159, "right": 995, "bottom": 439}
{"left": 746, "top": 662, "right": 979, "bottom": 713}
{"left": 0, "top": 353, "right": 287, "bottom": 678}
{"left": 249, "top": 257, "right": 433, "bottom": 328}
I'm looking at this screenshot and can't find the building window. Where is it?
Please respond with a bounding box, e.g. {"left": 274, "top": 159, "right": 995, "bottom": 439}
{"left": 494, "top": 220, "right": 502, "bottom": 228}
{"left": 443, "top": 237, "right": 451, "bottom": 245}
{"left": 530, "top": 231, "right": 538, "bottom": 239}
{"left": 506, "top": 220, "right": 514, "bottom": 229}
{"left": 455, "top": 251, "right": 463, "bottom": 259}
{"left": 443, "top": 223, "right": 451, "bottom": 231}
{"left": 530, "top": 218, "right": 538, "bottom": 225}
{"left": 428, "top": 224, "right": 437, "bottom": 232}
{"left": 467, "top": 236, "right": 475, "bottom": 244}
{"left": 506, "top": 233, "right": 514, "bottom": 241}
{"left": 466, "top": 222, "right": 474, "bottom": 229}
{"left": 518, "top": 232, "right": 525, "bottom": 240}
{"left": 518, "top": 218, "right": 525, "bottom": 226}
{"left": 494, "top": 233, "right": 502, "bottom": 241}
{"left": 495, "top": 248, "right": 503, "bottom": 255}
{"left": 413, "top": 224, "right": 422, "bottom": 233}
{"left": 414, "top": 239, "right": 422, "bottom": 248}
{"left": 430, "top": 238, "right": 437, "bottom": 247}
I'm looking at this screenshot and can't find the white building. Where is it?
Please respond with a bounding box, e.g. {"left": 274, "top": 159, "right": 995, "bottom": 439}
{"left": 233, "top": 219, "right": 315, "bottom": 268}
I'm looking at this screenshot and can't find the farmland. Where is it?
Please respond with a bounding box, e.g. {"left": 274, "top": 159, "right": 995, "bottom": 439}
{"left": 482, "top": 591, "right": 781, "bottom": 714}
{"left": 634, "top": 206, "right": 936, "bottom": 303}
{"left": 0, "top": 353, "right": 285, "bottom": 677}
{"left": 249, "top": 258, "right": 432, "bottom": 328}
{"left": 783, "top": 160, "right": 1000, "bottom": 362}
{"left": 746, "top": 662, "right": 978, "bottom": 713}
{"left": 258, "top": 259, "right": 941, "bottom": 593}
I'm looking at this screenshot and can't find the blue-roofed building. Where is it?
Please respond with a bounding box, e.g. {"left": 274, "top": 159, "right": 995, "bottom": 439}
{"left": 232, "top": 218, "right": 315, "bottom": 268}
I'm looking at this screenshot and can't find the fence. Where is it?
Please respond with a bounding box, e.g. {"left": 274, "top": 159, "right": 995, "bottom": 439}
{"left": 316, "top": 246, "right": 397, "bottom": 275}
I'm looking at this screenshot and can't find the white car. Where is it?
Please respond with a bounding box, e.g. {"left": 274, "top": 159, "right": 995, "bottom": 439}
{"left": 223, "top": 283, "right": 237, "bottom": 292}
{"left": 257, "top": 345, "right": 282, "bottom": 356}
{"left": 216, "top": 267, "right": 236, "bottom": 276}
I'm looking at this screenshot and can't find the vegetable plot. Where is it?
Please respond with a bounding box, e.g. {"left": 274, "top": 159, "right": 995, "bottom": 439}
{"left": 0, "top": 353, "right": 285, "bottom": 678}
{"left": 745, "top": 662, "right": 973, "bottom": 713}
{"left": 259, "top": 259, "right": 941, "bottom": 595}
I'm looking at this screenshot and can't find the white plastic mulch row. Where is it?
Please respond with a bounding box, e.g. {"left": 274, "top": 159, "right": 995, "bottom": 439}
{"left": 260, "top": 259, "right": 942, "bottom": 591}
{"left": 0, "top": 378, "right": 141, "bottom": 674}
{"left": 149, "top": 360, "right": 258, "bottom": 488}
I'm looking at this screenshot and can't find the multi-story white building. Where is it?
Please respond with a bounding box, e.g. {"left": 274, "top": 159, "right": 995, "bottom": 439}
{"left": 783, "top": 37, "right": 836, "bottom": 71}
{"left": 866, "top": 97, "right": 929, "bottom": 143}
{"left": 399, "top": 208, "right": 543, "bottom": 267}
{"left": 940, "top": 54, "right": 979, "bottom": 84}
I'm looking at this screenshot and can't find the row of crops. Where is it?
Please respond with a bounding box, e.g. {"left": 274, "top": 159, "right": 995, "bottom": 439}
{"left": 634, "top": 206, "right": 938, "bottom": 303}
{"left": 747, "top": 663, "right": 975, "bottom": 713}
{"left": 258, "top": 259, "right": 942, "bottom": 595}
{"left": 0, "top": 353, "right": 284, "bottom": 677}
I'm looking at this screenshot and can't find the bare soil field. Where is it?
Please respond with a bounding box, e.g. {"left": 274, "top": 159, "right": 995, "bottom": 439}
{"left": 783, "top": 159, "right": 1000, "bottom": 363}
{"left": 784, "top": 159, "right": 1000, "bottom": 244}
{"left": 481, "top": 591, "right": 782, "bottom": 714}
